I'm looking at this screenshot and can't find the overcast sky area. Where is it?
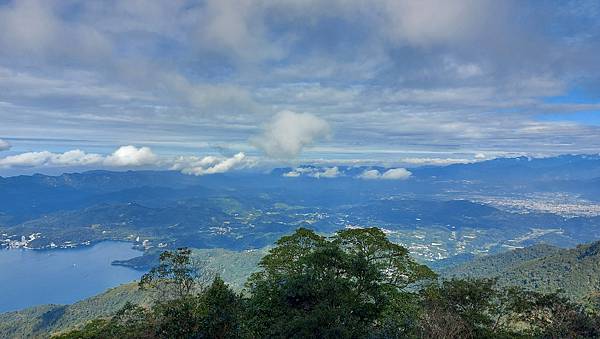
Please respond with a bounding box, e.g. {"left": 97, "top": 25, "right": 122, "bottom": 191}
{"left": 1, "top": 0, "right": 600, "bottom": 176}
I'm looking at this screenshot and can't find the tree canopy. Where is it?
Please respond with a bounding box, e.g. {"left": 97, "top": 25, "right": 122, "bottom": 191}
{"left": 54, "top": 227, "right": 600, "bottom": 339}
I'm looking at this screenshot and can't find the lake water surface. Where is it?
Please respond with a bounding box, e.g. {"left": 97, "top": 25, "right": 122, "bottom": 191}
{"left": 0, "top": 241, "right": 144, "bottom": 313}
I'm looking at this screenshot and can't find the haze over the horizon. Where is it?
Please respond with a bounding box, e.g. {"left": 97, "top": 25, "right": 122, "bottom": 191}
{"left": 1, "top": 0, "right": 600, "bottom": 175}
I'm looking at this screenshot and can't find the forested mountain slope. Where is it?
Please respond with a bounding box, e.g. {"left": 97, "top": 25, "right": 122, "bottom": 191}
{"left": 0, "top": 284, "right": 150, "bottom": 339}
{"left": 446, "top": 241, "right": 600, "bottom": 301}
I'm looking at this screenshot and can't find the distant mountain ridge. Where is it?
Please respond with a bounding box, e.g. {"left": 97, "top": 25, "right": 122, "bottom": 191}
{"left": 413, "top": 154, "right": 600, "bottom": 182}
{"left": 269, "top": 154, "right": 600, "bottom": 181}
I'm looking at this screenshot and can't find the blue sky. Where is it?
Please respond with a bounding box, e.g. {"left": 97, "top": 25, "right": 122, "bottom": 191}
{"left": 0, "top": 0, "right": 599, "bottom": 175}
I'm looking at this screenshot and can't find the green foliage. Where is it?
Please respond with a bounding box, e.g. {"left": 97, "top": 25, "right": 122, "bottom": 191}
{"left": 140, "top": 248, "right": 202, "bottom": 301}
{"left": 422, "top": 278, "right": 500, "bottom": 335}
{"left": 446, "top": 240, "right": 600, "bottom": 302}
{"left": 54, "top": 303, "right": 153, "bottom": 339}
{"left": 244, "top": 227, "right": 436, "bottom": 338}
{"left": 48, "top": 230, "right": 600, "bottom": 339}
{"left": 420, "top": 278, "right": 600, "bottom": 339}
{"left": 197, "top": 276, "right": 243, "bottom": 339}
{"left": 508, "top": 289, "right": 600, "bottom": 338}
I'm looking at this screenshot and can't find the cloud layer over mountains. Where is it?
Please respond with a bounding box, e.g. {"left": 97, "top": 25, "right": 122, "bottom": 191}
{"left": 0, "top": 145, "right": 253, "bottom": 176}
{"left": 0, "top": 146, "right": 158, "bottom": 169}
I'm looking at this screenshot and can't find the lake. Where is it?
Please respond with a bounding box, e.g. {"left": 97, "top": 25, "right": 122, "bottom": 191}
{"left": 0, "top": 241, "right": 144, "bottom": 313}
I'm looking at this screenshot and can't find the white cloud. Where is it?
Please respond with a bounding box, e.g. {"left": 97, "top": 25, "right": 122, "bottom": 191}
{"left": 171, "top": 152, "right": 248, "bottom": 176}
{"left": 358, "top": 169, "right": 382, "bottom": 180}
{"left": 309, "top": 166, "right": 341, "bottom": 178}
{"left": 381, "top": 0, "right": 495, "bottom": 46}
{"left": 0, "top": 149, "right": 104, "bottom": 168}
{"left": 0, "top": 145, "right": 253, "bottom": 175}
{"left": 0, "top": 151, "right": 53, "bottom": 168}
{"left": 0, "top": 146, "right": 157, "bottom": 169}
{"left": 103, "top": 146, "right": 158, "bottom": 167}
{"left": 381, "top": 168, "right": 412, "bottom": 180}
{"left": 358, "top": 168, "right": 412, "bottom": 180}
{"left": 0, "top": 139, "right": 10, "bottom": 151}
{"left": 52, "top": 150, "right": 104, "bottom": 166}
{"left": 251, "top": 110, "right": 331, "bottom": 159}
{"left": 282, "top": 166, "right": 341, "bottom": 179}
{"left": 283, "top": 170, "right": 301, "bottom": 177}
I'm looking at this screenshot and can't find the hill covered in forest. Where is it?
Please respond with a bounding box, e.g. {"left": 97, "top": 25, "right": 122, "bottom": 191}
{"left": 0, "top": 283, "right": 150, "bottom": 339}
{"left": 445, "top": 240, "right": 600, "bottom": 302}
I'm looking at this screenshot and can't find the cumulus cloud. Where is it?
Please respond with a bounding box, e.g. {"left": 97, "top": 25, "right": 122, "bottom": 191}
{"left": 52, "top": 150, "right": 105, "bottom": 166}
{"left": 0, "top": 139, "right": 11, "bottom": 151}
{"left": 171, "top": 152, "right": 248, "bottom": 176}
{"left": 104, "top": 145, "right": 158, "bottom": 167}
{"left": 381, "top": 168, "right": 413, "bottom": 180}
{"left": 358, "top": 168, "right": 412, "bottom": 180}
{"left": 0, "top": 151, "right": 52, "bottom": 168}
{"left": 283, "top": 166, "right": 341, "bottom": 179}
{"left": 0, "top": 146, "right": 158, "bottom": 168}
{"left": 311, "top": 166, "right": 340, "bottom": 178}
{"left": 0, "top": 150, "right": 103, "bottom": 168}
{"left": 252, "top": 110, "right": 330, "bottom": 159}
{"left": 358, "top": 169, "right": 382, "bottom": 180}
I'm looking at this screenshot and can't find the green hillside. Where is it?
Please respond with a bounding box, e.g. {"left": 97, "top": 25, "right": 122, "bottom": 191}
{"left": 445, "top": 241, "right": 600, "bottom": 301}
{"left": 0, "top": 283, "right": 151, "bottom": 339}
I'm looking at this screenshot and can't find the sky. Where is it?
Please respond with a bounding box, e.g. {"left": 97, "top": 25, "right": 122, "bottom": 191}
{"left": 0, "top": 0, "right": 600, "bottom": 176}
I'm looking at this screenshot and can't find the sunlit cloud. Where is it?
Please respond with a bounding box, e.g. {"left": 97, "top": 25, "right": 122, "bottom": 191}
{"left": 171, "top": 152, "right": 250, "bottom": 176}
{"left": 358, "top": 168, "right": 412, "bottom": 180}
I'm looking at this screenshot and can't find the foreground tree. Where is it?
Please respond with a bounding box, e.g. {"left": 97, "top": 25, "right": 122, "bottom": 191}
{"left": 509, "top": 289, "right": 600, "bottom": 338}
{"left": 139, "top": 248, "right": 206, "bottom": 301}
{"left": 419, "top": 278, "right": 512, "bottom": 338}
{"left": 54, "top": 302, "right": 153, "bottom": 339}
{"left": 244, "top": 227, "right": 436, "bottom": 337}
{"left": 420, "top": 278, "right": 600, "bottom": 338}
